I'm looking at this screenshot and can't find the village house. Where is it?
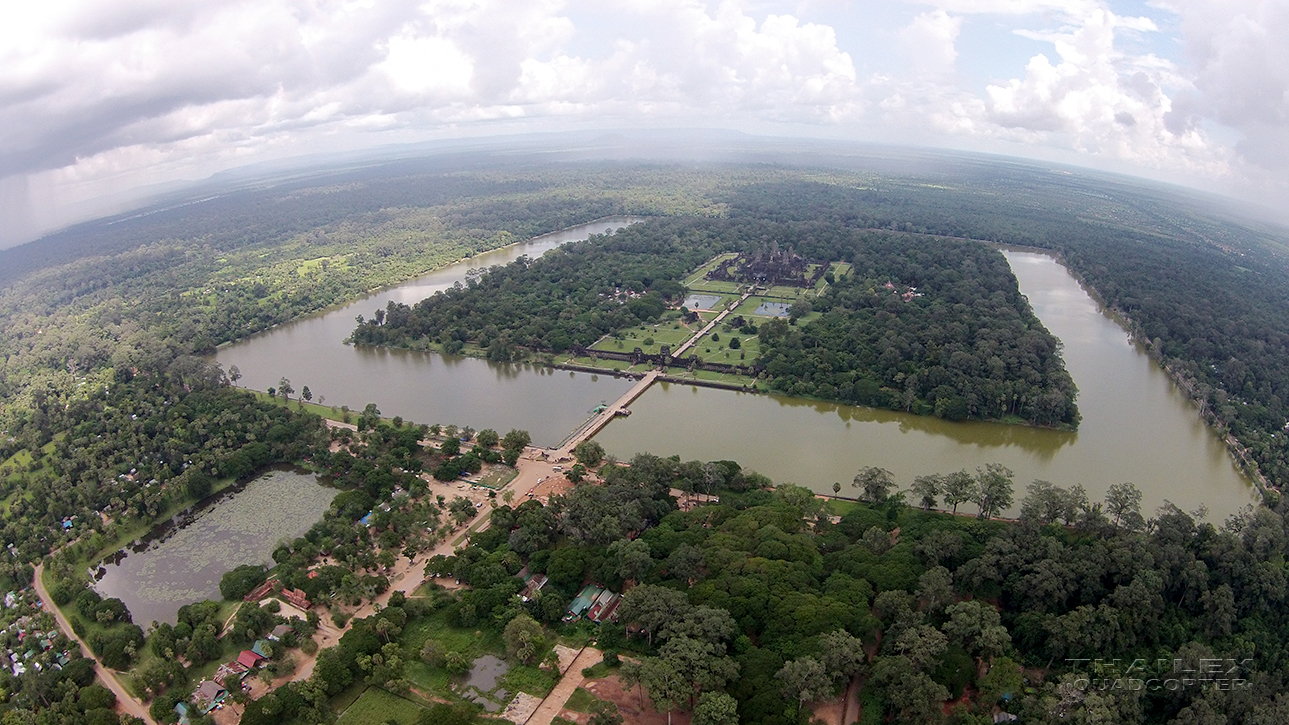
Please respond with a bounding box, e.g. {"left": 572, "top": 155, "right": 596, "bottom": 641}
{"left": 282, "top": 587, "right": 310, "bottom": 609}
{"left": 191, "top": 679, "right": 227, "bottom": 713}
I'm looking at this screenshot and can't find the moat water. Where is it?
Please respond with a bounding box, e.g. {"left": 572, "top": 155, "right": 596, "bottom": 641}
{"left": 218, "top": 222, "right": 1255, "bottom": 521}
{"left": 597, "top": 250, "right": 1255, "bottom": 520}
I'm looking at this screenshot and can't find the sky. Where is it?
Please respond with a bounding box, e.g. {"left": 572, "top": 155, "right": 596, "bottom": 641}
{"left": 2, "top": 0, "right": 1287, "bottom": 248}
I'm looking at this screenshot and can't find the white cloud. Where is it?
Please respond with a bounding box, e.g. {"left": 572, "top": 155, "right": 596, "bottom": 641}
{"left": 3, "top": 0, "right": 1289, "bottom": 246}
{"left": 900, "top": 10, "right": 962, "bottom": 79}
{"left": 876, "top": 1, "right": 1228, "bottom": 179}
{"left": 1163, "top": 0, "right": 1289, "bottom": 171}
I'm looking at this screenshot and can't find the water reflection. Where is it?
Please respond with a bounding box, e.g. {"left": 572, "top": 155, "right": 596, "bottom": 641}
{"left": 217, "top": 218, "right": 643, "bottom": 445}
{"left": 597, "top": 252, "right": 1254, "bottom": 520}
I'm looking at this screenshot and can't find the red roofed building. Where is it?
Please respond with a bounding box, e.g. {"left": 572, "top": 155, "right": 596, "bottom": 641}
{"left": 282, "top": 588, "right": 310, "bottom": 610}
{"left": 243, "top": 580, "right": 277, "bottom": 602}
{"left": 236, "top": 650, "right": 264, "bottom": 670}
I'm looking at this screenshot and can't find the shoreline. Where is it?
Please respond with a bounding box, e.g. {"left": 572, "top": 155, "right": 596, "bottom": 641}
{"left": 214, "top": 215, "right": 648, "bottom": 350}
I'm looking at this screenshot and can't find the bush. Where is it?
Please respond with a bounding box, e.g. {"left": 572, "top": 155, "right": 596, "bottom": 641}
{"left": 220, "top": 564, "right": 268, "bottom": 601}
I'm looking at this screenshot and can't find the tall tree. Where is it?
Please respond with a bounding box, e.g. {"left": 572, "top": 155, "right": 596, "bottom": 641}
{"left": 692, "top": 692, "right": 739, "bottom": 725}
{"left": 639, "top": 657, "right": 687, "bottom": 725}
{"left": 975, "top": 464, "right": 1014, "bottom": 519}
{"left": 618, "top": 585, "right": 689, "bottom": 645}
{"left": 817, "top": 629, "right": 867, "bottom": 685}
{"left": 910, "top": 474, "right": 942, "bottom": 511}
{"left": 777, "top": 657, "right": 832, "bottom": 714}
{"left": 1105, "top": 482, "right": 1144, "bottom": 529}
{"left": 853, "top": 466, "right": 895, "bottom": 504}
{"left": 941, "top": 470, "right": 977, "bottom": 515}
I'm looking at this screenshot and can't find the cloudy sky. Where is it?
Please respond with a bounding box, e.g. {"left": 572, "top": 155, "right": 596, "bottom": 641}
{"left": 2, "top": 0, "right": 1287, "bottom": 247}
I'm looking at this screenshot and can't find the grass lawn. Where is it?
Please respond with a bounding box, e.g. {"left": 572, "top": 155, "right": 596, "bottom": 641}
{"left": 763, "top": 285, "right": 812, "bottom": 300}
{"left": 336, "top": 687, "right": 426, "bottom": 725}
{"left": 564, "top": 687, "right": 603, "bottom": 713}
{"left": 688, "top": 321, "right": 759, "bottom": 364}
{"left": 686, "top": 279, "right": 743, "bottom": 294}
{"left": 663, "top": 367, "right": 760, "bottom": 388}
{"left": 556, "top": 356, "right": 635, "bottom": 371}
{"left": 590, "top": 320, "right": 700, "bottom": 356}
{"left": 690, "top": 342, "right": 754, "bottom": 366}
{"left": 476, "top": 466, "right": 518, "bottom": 489}
{"left": 249, "top": 390, "right": 354, "bottom": 423}
{"left": 499, "top": 663, "right": 559, "bottom": 699}
{"left": 732, "top": 296, "right": 787, "bottom": 318}
{"left": 401, "top": 611, "right": 505, "bottom": 697}
{"left": 828, "top": 499, "right": 861, "bottom": 516}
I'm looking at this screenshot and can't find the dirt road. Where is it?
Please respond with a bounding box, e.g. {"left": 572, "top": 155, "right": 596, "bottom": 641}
{"left": 32, "top": 564, "right": 157, "bottom": 724}
{"left": 523, "top": 646, "right": 603, "bottom": 725}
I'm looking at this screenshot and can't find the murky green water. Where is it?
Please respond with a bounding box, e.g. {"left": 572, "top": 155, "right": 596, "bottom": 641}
{"left": 93, "top": 469, "right": 337, "bottom": 625}
{"left": 216, "top": 218, "right": 642, "bottom": 446}
{"left": 595, "top": 251, "right": 1256, "bottom": 521}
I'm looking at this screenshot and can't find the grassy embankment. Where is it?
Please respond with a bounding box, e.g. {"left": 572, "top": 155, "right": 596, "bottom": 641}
{"left": 333, "top": 603, "right": 560, "bottom": 722}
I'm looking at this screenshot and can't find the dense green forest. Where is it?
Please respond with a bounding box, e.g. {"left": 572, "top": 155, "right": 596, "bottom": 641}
{"left": 4, "top": 156, "right": 1288, "bottom": 479}
{"left": 718, "top": 174, "right": 1289, "bottom": 487}
{"left": 241, "top": 452, "right": 1289, "bottom": 725}
{"left": 349, "top": 218, "right": 720, "bottom": 360}
{"left": 354, "top": 217, "right": 1078, "bottom": 426}
{"left": 754, "top": 231, "right": 1079, "bottom": 426}
{"left": 0, "top": 164, "right": 727, "bottom": 431}
{"left": 3, "top": 152, "right": 1289, "bottom": 723}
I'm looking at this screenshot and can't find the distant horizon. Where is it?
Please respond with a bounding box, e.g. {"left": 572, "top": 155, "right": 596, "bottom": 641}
{"left": 7, "top": 129, "right": 1288, "bottom": 254}
{"left": 5, "top": 2, "right": 1287, "bottom": 250}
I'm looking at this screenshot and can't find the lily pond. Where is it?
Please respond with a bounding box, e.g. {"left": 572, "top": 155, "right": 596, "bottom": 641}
{"left": 93, "top": 468, "right": 337, "bottom": 625}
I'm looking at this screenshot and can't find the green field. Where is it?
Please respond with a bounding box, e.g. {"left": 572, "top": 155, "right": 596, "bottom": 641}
{"left": 564, "top": 687, "right": 604, "bottom": 713}
{"left": 399, "top": 607, "right": 556, "bottom": 708}
{"left": 686, "top": 279, "right": 743, "bottom": 294}
{"left": 336, "top": 687, "right": 426, "bottom": 725}
{"left": 663, "top": 367, "right": 760, "bottom": 388}
{"left": 689, "top": 333, "right": 757, "bottom": 365}
{"left": 762, "top": 285, "right": 812, "bottom": 300}
{"left": 403, "top": 611, "right": 503, "bottom": 695}
{"left": 590, "top": 318, "right": 701, "bottom": 355}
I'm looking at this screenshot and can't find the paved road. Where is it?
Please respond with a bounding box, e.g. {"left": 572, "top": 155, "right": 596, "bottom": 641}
{"left": 32, "top": 564, "right": 157, "bottom": 724}
{"left": 670, "top": 289, "right": 753, "bottom": 358}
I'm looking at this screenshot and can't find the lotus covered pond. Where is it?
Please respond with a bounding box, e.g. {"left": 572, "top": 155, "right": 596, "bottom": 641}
{"left": 93, "top": 468, "right": 337, "bottom": 625}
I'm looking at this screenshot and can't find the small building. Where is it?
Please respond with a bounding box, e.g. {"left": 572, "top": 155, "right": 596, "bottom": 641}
{"left": 564, "top": 584, "right": 605, "bottom": 621}
{"left": 282, "top": 588, "right": 310, "bottom": 610}
{"left": 192, "top": 679, "right": 227, "bottom": 713}
{"left": 174, "top": 702, "right": 191, "bottom": 725}
{"left": 519, "top": 573, "right": 548, "bottom": 602}
{"left": 215, "top": 662, "right": 245, "bottom": 683}
{"left": 267, "top": 623, "right": 292, "bottom": 641}
{"left": 251, "top": 639, "right": 271, "bottom": 659}
{"left": 587, "top": 589, "right": 622, "bottom": 623}
{"left": 236, "top": 650, "right": 264, "bottom": 671}
{"left": 243, "top": 579, "right": 277, "bottom": 602}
